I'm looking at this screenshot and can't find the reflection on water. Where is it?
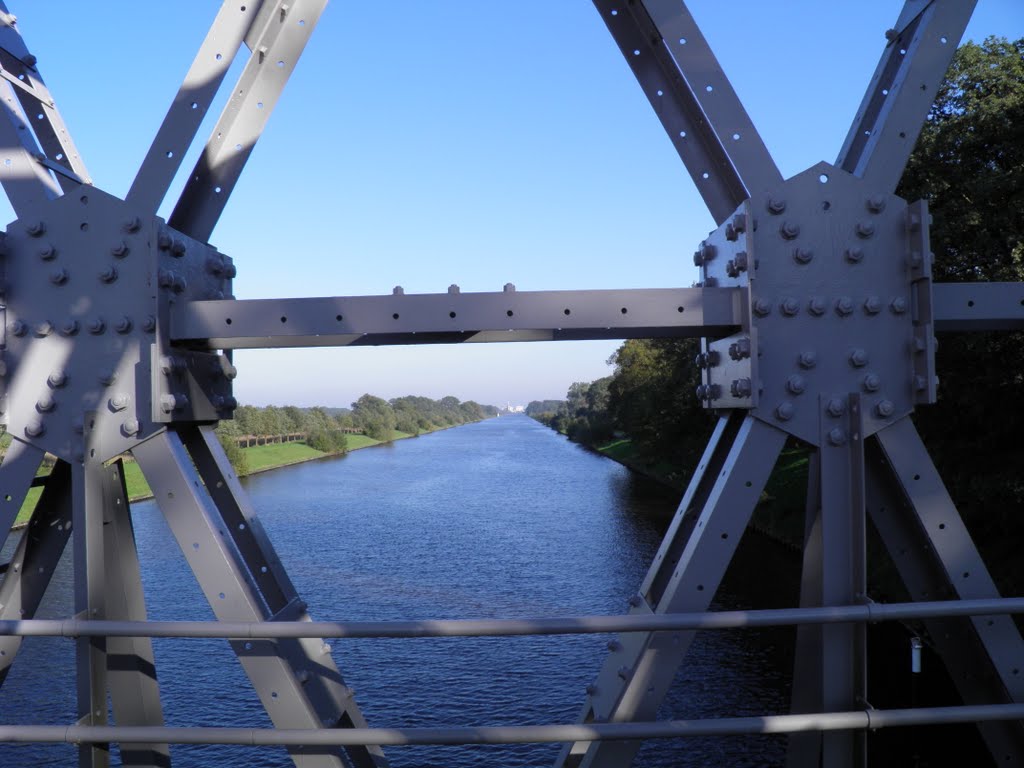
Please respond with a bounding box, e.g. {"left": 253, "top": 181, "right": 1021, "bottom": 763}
{"left": 0, "top": 415, "right": 792, "bottom": 767}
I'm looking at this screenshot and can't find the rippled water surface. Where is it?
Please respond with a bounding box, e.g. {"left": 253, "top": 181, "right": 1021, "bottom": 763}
{"left": 0, "top": 415, "right": 793, "bottom": 766}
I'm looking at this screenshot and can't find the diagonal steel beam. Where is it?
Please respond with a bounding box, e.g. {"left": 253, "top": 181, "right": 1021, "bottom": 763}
{"left": 558, "top": 415, "right": 787, "bottom": 768}
{"left": 128, "top": 1, "right": 268, "bottom": 214}
{"left": 0, "top": 437, "right": 44, "bottom": 546}
{"left": 594, "top": 0, "right": 781, "bottom": 225}
{"left": 169, "top": 0, "right": 327, "bottom": 243}
{"left": 172, "top": 287, "right": 741, "bottom": 349}
{"left": 836, "top": 0, "right": 977, "bottom": 193}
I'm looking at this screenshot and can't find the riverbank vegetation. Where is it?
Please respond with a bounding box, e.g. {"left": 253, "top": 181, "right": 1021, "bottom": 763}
{"left": 532, "top": 38, "right": 1024, "bottom": 593}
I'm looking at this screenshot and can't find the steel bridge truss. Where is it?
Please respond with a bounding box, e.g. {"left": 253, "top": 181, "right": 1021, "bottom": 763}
{"left": 0, "top": 0, "right": 1020, "bottom": 766}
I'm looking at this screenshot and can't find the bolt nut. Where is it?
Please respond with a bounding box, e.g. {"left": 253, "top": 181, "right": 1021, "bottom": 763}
{"left": 98, "top": 265, "right": 118, "bottom": 283}
{"left": 36, "top": 394, "right": 56, "bottom": 413}
{"left": 808, "top": 297, "right": 826, "bottom": 316}
{"left": 88, "top": 317, "right": 106, "bottom": 335}
{"left": 59, "top": 319, "right": 80, "bottom": 336}
{"left": 115, "top": 316, "right": 132, "bottom": 334}
{"left": 826, "top": 398, "right": 846, "bottom": 417}
{"left": 835, "top": 297, "right": 854, "bottom": 316}
{"left": 158, "top": 269, "right": 175, "bottom": 288}
{"left": 206, "top": 256, "right": 225, "bottom": 276}
{"left": 775, "top": 402, "right": 795, "bottom": 421}
{"left": 793, "top": 247, "right": 813, "bottom": 264}
{"left": 863, "top": 373, "right": 881, "bottom": 392}
{"left": 866, "top": 195, "right": 886, "bottom": 213}
{"left": 49, "top": 267, "right": 69, "bottom": 285}
{"left": 503, "top": 282, "right": 516, "bottom": 293}
{"left": 172, "top": 274, "right": 187, "bottom": 293}
{"left": 170, "top": 239, "right": 187, "bottom": 257}
{"left": 9, "top": 320, "right": 27, "bottom": 337}
{"left": 845, "top": 247, "right": 864, "bottom": 264}
{"left": 753, "top": 298, "right": 772, "bottom": 317}
{"left": 123, "top": 216, "right": 142, "bottom": 233}
{"left": 781, "top": 298, "right": 800, "bottom": 316}
{"left": 38, "top": 244, "right": 56, "bottom": 260}
{"left": 143, "top": 315, "right": 157, "bottom": 333}
{"left": 798, "top": 350, "right": 817, "bottom": 369}
{"left": 111, "top": 241, "right": 130, "bottom": 258}
{"left": 856, "top": 221, "right": 875, "bottom": 239}
{"left": 767, "top": 197, "right": 786, "bottom": 214}
{"left": 694, "top": 353, "right": 709, "bottom": 369}
{"left": 160, "top": 393, "right": 187, "bottom": 413}
{"left": 700, "top": 242, "right": 716, "bottom": 262}
{"left": 34, "top": 321, "right": 53, "bottom": 337}
{"left": 109, "top": 394, "right": 130, "bottom": 411}
{"left": 828, "top": 427, "right": 847, "bottom": 446}
{"left": 157, "top": 232, "right": 172, "bottom": 250}
{"left": 890, "top": 297, "right": 908, "bottom": 315}
{"left": 876, "top": 399, "right": 895, "bottom": 418}
{"left": 849, "top": 348, "right": 869, "bottom": 367}
{"left": 725, "top": 260, "right": 739, "bottom": 278}
{"left": 26, "top": 221, "right": 45, "bottom": 237}
{"left": 733, "top": 252, "right": 749, "bottom": 272}
{"left": 47, "top": 370, "right": 67, "bottom": 388}
{"left": 122, "top": 419, "right": 141, "bottom": 436}
{"left": 728, "top": 337, "right": 752, "bottom": 360}
{"left": 725, "top": 222, "right": 738, "bottom": 241}
{"left": 24, "top": 421, "right": 45, "bottom": 438}
{"left": 730, "top": 378, "right": 752, "bottom": 398}
{"left": 863, "top": 296, "right": 882, "bottom": 315}
{"left": 780, "top": 221, "right": 800, "bottom": 240}
{"left": 786, "top": 375, "right": 806, "bottom": 395}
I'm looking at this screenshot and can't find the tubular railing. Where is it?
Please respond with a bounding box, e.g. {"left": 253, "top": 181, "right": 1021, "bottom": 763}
{"left": 3, "top": 596, "right": 1023, "bottom": 747}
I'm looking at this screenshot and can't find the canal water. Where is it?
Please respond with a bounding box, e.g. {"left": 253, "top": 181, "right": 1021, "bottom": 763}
{"left": 0, "top": 415, "right": 797, "bottom": 767}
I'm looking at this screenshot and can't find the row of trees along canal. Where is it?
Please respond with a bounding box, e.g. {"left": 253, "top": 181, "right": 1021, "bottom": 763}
{"left": 211, "top": 395, "right": 498, "bottom": 471}
{"left": 530, "top": 37, "right": 1024, "bottom": 597}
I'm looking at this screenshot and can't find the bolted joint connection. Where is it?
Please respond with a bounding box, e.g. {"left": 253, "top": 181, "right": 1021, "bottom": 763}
{"left": 160, "top": 393, "right": 189, "bottom": 414}
{"left": 695, "top": 384, "right": 721, "bottom": 402}
{"left": 876, "top": 399, "right": 895, "bottom": 418}
{"left": 728, "top": 337, "right": 752, "bottom": 361}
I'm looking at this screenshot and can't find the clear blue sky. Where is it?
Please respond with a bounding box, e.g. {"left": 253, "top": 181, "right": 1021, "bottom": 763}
{"left": 7, "top": 2, "right": 1022, "bottom": 408}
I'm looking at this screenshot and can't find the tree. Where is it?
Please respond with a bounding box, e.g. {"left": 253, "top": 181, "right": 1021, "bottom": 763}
{"left": 352, "top": 394, "right": 397, "bottom": 441}
{"left": 896, "top": 37, "right": 1024, "bottom": 589}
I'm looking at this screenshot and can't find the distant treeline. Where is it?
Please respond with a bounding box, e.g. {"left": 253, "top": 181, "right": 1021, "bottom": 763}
{"left": 217, "top": 395, "right": 498, "bottom": 445}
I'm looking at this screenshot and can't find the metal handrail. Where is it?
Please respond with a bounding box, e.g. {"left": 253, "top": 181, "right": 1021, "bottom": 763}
{"left": 1, "top": 596, "right": 1021, "bottom": 639}
{"left": 3, "top": 704, "right": 1024, "bottom": 746}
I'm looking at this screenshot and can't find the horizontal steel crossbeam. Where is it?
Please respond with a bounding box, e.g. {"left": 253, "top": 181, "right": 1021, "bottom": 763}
{"left": 932, "top": 282, "right": 1024, "bottom": 331}
{"left": 3, "top": 704, "right": 1024, "bottom": 747}
{"left": 171, "top": 287, "right": 741, "bottom": 349}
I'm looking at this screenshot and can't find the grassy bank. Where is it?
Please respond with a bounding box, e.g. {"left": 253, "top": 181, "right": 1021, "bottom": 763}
{"left": 12, "top": 429, "right": 419, "bottom": 528}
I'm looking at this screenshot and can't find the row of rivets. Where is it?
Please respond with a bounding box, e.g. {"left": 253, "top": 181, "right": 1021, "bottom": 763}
{"left": 753, "top": 296, "right": 907, "bottom": 318}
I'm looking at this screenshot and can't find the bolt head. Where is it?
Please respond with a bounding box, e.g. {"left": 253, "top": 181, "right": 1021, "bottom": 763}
{"left": 835, "top": 297, "right": 854, "bottom": 317}
{"left": 849, "top": 348, "right": 868, "bottom": 367}
{"left": 767, "top": 197, "right": 786, "bottom": 214}
{"left": 9, "top": 320, "right": 26, "bottom": 337}
{"left": 856, "top": 221, "right": 875, "bottom": 238}
{"left": 781, "top": 298, "right": 800, "bottom": 316}
{"left": 38, "top": 244, "right": 56, "bottom": 260}
{"left": 780, "top": 221, "right": 800, "bottom": 240}
{"left": 36, "top": 395, "right": 55, "bottom": 413}
{"left": 826, "top": 398, "right": 846, "bottom": 417}
{"left": 60, "top": 319, "right": 79, "bottom": 336}
{"left": 863, "top": 296, "right": 881, "bottom": 315}
{"left": 876, "top": 399, "right": 895, "bottom": 418}
{"left": 890, "top": 297, "right": 908, "bottom": 315}
{"left": 700, "top": 242, "right": 716, "bottom": 262}
{"left": 88, "top": 317, "right": 106, "bottom": 335}
{"left": 115, "top": 316, "right": 132, "bottom": 334}
{"left": 786, "top": 375, "right": 806, "bottom": 395}
{"left": 157, "top": 232, "right": 172, "bottom": 250}
{"left": 170, "top": 239, "right": 187, "bottom": 257}
{"left": 863, "top": 373, "right": 881, "bottom": 392}
{"left": 47, "top": 370, "right": 67, "bottom": 388}
{"left": 775, "top": 402, "right": 795, "bottom": 421}
{"left": 111, "top": 241, "right": 129, "bottom": 258}
{"left": 26, "top": 221, "right": 45, "bottom": 237}
{"left": 49, "top": 267, "right": 68, "bottom": 285}
{"left": 753, "top": 299, "right": 772, "bottom": 317}
{"left": 24, "top": 421, "right": 45, "bottom": 438}
{"left": 845, "top": 247, "right": 864, "bottom": 264}
{"left": 99, "top": 266, "right": 118, "bottom": 283}
{"left": 808, "top": 298, "right": 826, "bottom": 316}
{"left": 828, "top": 427, "right": 847, "bottom": 446}
{"left": 798, "top": 350, "right": 817, "bottom": 369}
{"left": 109, "top": 394, "right": 130, "bottom": 411}
{"left": 34, "top": 321, "right": 53, "bottom": 337}
{"left": 793, "top": 247, "right": 813, "bottom": 264}
{"left": 866, "top": 195, "right": 886, "bottom": 213}
{"left": 730, "top": 378, "right": 752, "bottom": 398}
{"left": 122, "top": 419, "right": 141, "bottom": 436}
{"left": 122, "top": 216, "right": 142, "bottom": 233}
{"left": 143, "top": 315, "right": 157, "bottom": 333}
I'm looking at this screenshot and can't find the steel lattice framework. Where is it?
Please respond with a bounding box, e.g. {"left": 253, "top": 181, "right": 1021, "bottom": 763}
{"left": 0, "top": 1, "right": 1020, "bottom": 767}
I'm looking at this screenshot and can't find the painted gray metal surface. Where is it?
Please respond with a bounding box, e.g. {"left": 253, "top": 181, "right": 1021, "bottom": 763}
{"left": 0, "top": 0, "right": 1018, "bottom": 766}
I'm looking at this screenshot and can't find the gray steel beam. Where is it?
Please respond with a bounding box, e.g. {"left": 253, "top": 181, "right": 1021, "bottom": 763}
{"left": 817, "top": 396, "right": 867, "bottom": 768}
{"left": 132, "top": 429, "right": 388, "bottom": 768}
{"left": 836, "top": 0, "right": 977, "bottom": 193}
{"left": 128, "top": 1, "right": 268, "bottom": 213}
{"left": 172, "top": 287, "right": 740, "bottom": 349}
{"left": 100, "top": 460, "right": 170, "bottom": 768}
{"left": 560, "top": 415, "right": 787, "bottom": 768}
{"left": 865, "top": 438, "right": 1024, "bottom": 765}
{"left": 0, "top": 460, "right": 72, "bottom": 688}
{"left": 932, "top": 282, "right": 1024, "bottom": 332}
{"left": 72, "top": 456, "right": 111, "bottom": 767}
{"left": 170, "top": 0, "right": 327, "bottom": 243}
{"left": 874, "top": 418, "right": 1024, "bottom": 706}
{"left": 0, "top": 437, "right": 44, "bottom": 546}
{"left": 593, "top": 0, "right": 781, "bottom": 225}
